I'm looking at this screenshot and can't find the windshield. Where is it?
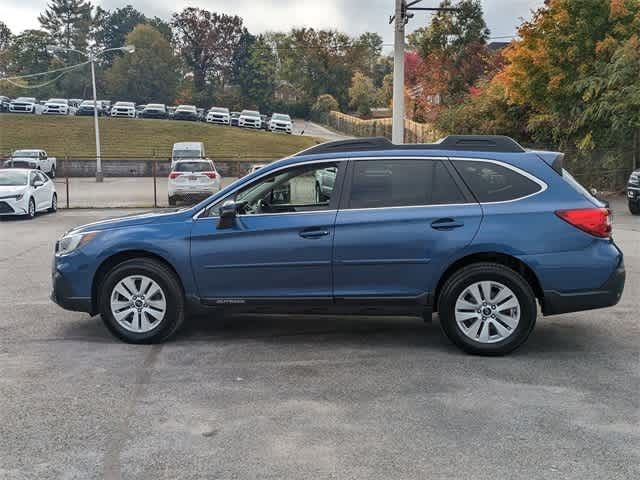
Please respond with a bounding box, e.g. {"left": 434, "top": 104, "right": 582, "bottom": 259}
{"left": 210, "top": 107, "right": 228, "bottom": 113}
{"left": 173, "top": 149, "right": 202, "bottom": 159}
{"left": 0, "top": 171, "right": 28, "bottom": 186}
{"left": 115, "top": 102, "right": 134, "bottom": 107}
{"left": 177, "top": 106, "right": 196, "bottom": 112}
{"left": 272, "top": 114, "right": 291, "bottom": 121}
{"left": 241, "top": 110, "right": 260, "bottom": 117}
{"left": 12, "top": 151, "right": 39, "bottom": 158}
{"left": 146, "top": 104, "right": 165, "bottom": 109}
{"left": 48, "top": 98, "right": 67, "bottom": 104}
{"left": 80, "top": 101, "right": 95, "bottom": 106}
{"left": 174, "top": 161, "right": 213, "bottom": 172}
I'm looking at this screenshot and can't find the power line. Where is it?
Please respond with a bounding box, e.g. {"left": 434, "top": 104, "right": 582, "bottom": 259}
{"left": 0, "top": 60, "right": 90, "bottom": 82}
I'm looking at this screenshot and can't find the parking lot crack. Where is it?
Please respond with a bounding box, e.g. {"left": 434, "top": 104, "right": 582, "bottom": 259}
{"left": 102, "top": 344, "right": 163, "bottom": 480}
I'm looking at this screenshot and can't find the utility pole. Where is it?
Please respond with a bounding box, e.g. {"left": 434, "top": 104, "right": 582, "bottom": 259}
{"left": 48, "top": 45, "right": 135, "bottom": 182}
{"left": 392, "top": 0, "right": 406, "bottom": 144}
{"left": 390, "top": 1, "right": 458, "bottom": 144}
{"left": 89, "top": 55, "right": 103, "bottom": 182}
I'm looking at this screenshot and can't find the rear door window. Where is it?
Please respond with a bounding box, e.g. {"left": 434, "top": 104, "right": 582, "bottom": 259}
{"left": 453, "top": 160, "right": 542, "bottom": 202}
{"left": 347, "top": 159, "right": 465, "bottom": 209}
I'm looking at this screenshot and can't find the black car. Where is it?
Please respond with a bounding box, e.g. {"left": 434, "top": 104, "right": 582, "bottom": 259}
{"left": 76, "top": 101, "right": 102, "bottom": 116}
{"left": 230, "top": 111, "right": 240, "bottom": 127}
{"left": 140, "top": 104, "right": 168, "bottom": 119}
{"left": 0, "top": 96, "right": 10, "bottom": 112}
{"left": 173, "top": 105, "right": 199, "bottom": 121}
{"left": 628, "top": 168, "right": 640, "bottom": 215}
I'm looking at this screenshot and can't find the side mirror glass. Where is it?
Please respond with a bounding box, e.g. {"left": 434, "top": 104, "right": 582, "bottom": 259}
{"left": 217, "top": 200, "right": 237, "bottom": 229}
{"left": 33, "top": 180, "right": 44, "bottom": 188}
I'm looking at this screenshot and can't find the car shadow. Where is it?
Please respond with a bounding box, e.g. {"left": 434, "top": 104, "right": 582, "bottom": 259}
{"left": 59, "top": 311, "right": 612, "bottom": 357}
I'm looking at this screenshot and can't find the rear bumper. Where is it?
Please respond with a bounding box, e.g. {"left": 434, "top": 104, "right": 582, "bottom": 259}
{"left": 542, "top": 258, "right": 625, "bottom": 316}
{"left": 51, "top": 270, "right": 93, "bottom": 314}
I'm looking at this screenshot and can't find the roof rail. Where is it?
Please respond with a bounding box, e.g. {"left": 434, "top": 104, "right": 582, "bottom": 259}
{"left": 294, "top": 137, "right": 392, "bottom": 156}
{"left": 295, "top": 135, "right": 525, "bottom": 156}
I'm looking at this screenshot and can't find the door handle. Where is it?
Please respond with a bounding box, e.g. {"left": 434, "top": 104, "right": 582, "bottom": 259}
{"left": 431, "top": 218, "right": 464, "bottom": 230}
{"left": 299, "top": 228, "right": 330, "bottom": 239}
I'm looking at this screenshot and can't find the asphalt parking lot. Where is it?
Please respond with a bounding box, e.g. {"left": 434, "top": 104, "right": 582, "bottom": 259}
{"left": 0, "top": 198, "right": 638, "bottom": 479}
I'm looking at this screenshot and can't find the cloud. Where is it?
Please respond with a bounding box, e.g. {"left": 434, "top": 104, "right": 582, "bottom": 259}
{"left": 4, "top": 0, "right": 542, "bottom": 45}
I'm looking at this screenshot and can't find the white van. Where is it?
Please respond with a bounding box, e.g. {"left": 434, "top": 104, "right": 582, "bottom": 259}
{"left": 171, "top": 142, "right": 206, "bottom": 168}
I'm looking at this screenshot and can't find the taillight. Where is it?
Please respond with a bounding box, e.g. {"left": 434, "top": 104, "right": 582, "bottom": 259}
{"left": 555, "top": 208, "right": 611, "bottom": 238}
{"left": 169, "top": 172, "right": 182, "bottom": 179}
{"left": 204, "top": 171, "right": 217, "bottom": 179}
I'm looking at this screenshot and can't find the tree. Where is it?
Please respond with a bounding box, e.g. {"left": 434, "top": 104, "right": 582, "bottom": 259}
{"left": 501, "top": 0, "right": 638, "bottom": 147}
{"left": 237, "top": 35, "right": 276, "bottom": 111}
{"left": 104, "top": 25, "right": 179, "bottom": 105}
{"left": 311, "top": 94, "right": 340, "bottom": 122}
{"left": 95, "top": 5, "right": 172, "bottom": 53}
{"left": 38, "top": 0, "right": 94, "bottom": 50}
{"left": 412, "top": 0, "right": 490, "bottom": 109}
{"left": 1, "top": 30, "right": 56, "bottom": 97}
{"left": 0, "top": 21, "right": 12, "bottom": 78}
{"left": 356, "top": 32, "right": 384, "bottom": 78}
{"left": 171, "top": 8, "right": 245, "bottom": 93}
{"left": 348, "top": 71, "right": 377, "bottom": 116}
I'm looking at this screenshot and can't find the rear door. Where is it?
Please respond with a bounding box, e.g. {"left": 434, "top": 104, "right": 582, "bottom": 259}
{"left": 332, "top": 157, "right": 482, "bottom": 301}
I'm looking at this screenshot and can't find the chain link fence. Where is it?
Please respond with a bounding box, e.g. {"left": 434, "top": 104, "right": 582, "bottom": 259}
{"left": 45, "top": 156, "right": 270, "bottom": 209}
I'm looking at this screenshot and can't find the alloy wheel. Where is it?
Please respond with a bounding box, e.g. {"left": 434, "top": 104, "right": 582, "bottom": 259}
{"left": 454, "top": 281, "right": 521, "bottom": 344}
{"left": 110, "top": 275, "right": 167, "bottom": 333}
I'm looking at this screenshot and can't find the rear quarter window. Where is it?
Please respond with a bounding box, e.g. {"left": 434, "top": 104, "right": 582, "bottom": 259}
{"left": 453, "top": 160, "right": 542, "bottom": 202}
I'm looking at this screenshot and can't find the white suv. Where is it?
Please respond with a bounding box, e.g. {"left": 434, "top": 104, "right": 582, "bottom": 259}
{"left": 111, "top": 101, "right": 136, "bottom": 118}
{"left": 206, "top": 107, "right": 230, "bottom": 125}
{"left": 168, "top": 160, "right": 222, "bottom": 205}
{"left": 269, "top": 113, "right": 293, "bottom": 134}
{"left": 238, "top": 110, "right": 262, "bottom": 129}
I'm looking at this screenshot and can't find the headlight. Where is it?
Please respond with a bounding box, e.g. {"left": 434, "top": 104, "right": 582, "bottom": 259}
{"left": 56, "top": 231, "right": 98, "bottom": 256}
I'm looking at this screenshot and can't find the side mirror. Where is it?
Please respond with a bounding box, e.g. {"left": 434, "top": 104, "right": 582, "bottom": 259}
{"left": 217, "top": 200, "right": 237, "bottom": 229}
{"left": 33, "top": 180, "right": 44, "bottom": 188}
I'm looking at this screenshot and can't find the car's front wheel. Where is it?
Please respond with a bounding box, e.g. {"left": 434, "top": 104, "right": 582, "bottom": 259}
{"left": 26, "top": 198, "right": 36, "bottom": 219}
{"left": 99, "top": 258, "right": 185, "bottom": 343}
{"left": 438, "top": 263, "right": 537, "bottom": 356}
{"left": 629, "top": 201, "right": 640, "bottom": 215}
{"left": 48, "top": 193, "right": 57, "bottom": 213}
{"left": 49, "top": 167, "right": 56, "bottom": 179}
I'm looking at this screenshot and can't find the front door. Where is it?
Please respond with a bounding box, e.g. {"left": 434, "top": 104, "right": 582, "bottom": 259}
{"left": 190, "top": 160, "right": 346, "bottom": 301}
{"left": 332, "top": 158, "right": 482, "bottom": 301}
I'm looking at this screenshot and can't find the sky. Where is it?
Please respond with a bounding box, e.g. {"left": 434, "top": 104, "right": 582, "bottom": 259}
{"left": 3, "top": 0, "right": 544, "bottom": 46}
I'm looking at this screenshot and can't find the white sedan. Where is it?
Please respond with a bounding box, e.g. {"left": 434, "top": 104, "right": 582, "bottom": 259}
{"left": 168, "top": 160, "right": 222, "bottom": 206}
{"left": 0, "top": 169, "right": 57, "bottom": 219}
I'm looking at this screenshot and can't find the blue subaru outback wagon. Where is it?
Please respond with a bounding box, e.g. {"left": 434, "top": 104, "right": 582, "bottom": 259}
{"left": 51, "top": 136, "right": 625, "bottom": 355}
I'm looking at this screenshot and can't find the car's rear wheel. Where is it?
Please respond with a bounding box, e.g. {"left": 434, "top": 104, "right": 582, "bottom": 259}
{"left": 48, "top": 193, "right": 57, "bottom": 213}
{"left": 629, "top": 201, "right": 640, "bottom": 215}
{"left": 99, "top": 258, "right": 185, "bottom": 343}
{"left": 49, "top": 166, "right": 56, "bottom": 179}
{"left": 438, "top": 263, "right": 537, "bottom": 356}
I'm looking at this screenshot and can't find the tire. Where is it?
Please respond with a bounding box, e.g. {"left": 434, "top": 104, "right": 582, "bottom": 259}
{"left": 629, "top": 201, "right": 640, "bottom": 215}
{"left": 49, "top": 166, "right": 56, "bottom": 179}
{"left": 168, "top": 196, "right": 176, "bottom": 206}
{"left": 99, "top": 258, "right": 185, "bottom": 344}
{"left": 437, "top": 262, "right": 537, "bottom": 356}
{"left": 48, "top": 193, "right": 57, "bottom": 213}
{"left": 26, "top": 198, "right": 36, "bottom": 219}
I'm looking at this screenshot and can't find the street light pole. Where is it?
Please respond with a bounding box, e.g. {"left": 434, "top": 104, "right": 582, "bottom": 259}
{"left": 47, "top": 45, "right": 135, "bottom": 182}
{"left": 89, "top": 54, "right": 103, "bottom": 182}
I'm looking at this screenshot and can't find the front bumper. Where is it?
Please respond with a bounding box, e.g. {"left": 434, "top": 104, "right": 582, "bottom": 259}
{"left": 0, "top": 196, "right": 29, "bottom": 216}
{"left": 239, "top": 121, "right": 261, "bottom": 129}
{"left": 111, "top": 111, "right": 136, "bottom": 118}
{"left": 207, "top": 117, "right": 230, "bottom": 124}
{"left": 542, "top": 257, "right": 626, "bottom": 316}
{"left": 9, "top": 105, "right": 34, "bottom": 113}
{"left": 51, "top": 270, "right": 93, "bottom": 313}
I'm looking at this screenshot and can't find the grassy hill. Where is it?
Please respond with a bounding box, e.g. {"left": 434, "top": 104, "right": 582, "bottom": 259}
{"left": 0, "top": 114, "right": 320, "bottom": 160}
